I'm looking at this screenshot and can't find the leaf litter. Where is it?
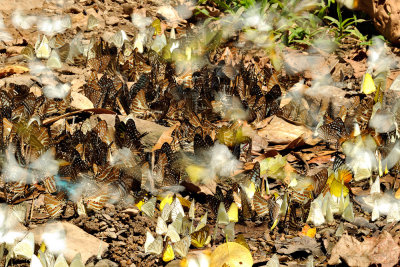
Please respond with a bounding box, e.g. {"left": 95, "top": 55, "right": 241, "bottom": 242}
{"left": 0, "top": 0, "right": 400, "bottom": 266}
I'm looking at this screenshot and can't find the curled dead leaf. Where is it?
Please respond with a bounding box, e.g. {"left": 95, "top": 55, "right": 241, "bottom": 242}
{"left": 0, "top": 65, "right": 29, "bottom": 78}
{"left": 328, "top": 231, "right": 400, "bottom": 267}
{"left": 256, "top": 116, "right": 319, "bottom": 145}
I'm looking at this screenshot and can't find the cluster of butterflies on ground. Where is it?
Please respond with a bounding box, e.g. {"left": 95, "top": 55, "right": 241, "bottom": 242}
{"left": 2, "top": 25, "right": 400, "bottom": 263}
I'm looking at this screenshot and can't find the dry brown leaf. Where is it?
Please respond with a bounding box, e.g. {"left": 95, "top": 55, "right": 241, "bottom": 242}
{"left": 255, "top": 116, "right": 319, "bottom": 145}
{"left": 70, "top": 91, "right": 94, "bottom": 110}
{"left": 275, "top": 236, "right": 322, "bottom": 256}
{"left": 0, "top": 65, "right": 29, "bottom": 78}
{"left": 328, "top": 231, "right": 400, "bottom": 267}
{"left": 152, "top": 122, "right": 180, "bottom": 151}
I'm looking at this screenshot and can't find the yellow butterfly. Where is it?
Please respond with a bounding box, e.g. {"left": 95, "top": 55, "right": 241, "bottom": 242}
{"left": 191, "top": 225, "right": 211, "bottom": 248}
{"left": 152, "top": 19, "right": 162, "bottom": 36}
{"left": 362, "top": 73, "right": 376, "bottom": 94}
{"left": 162, "top": 244, "right": 174, "bottom": 262}
{"left": 227, "top": 203, "right": 238, "bottom": 223}
{"left": 159, "top": 194, "right": 173, "bottom": 211}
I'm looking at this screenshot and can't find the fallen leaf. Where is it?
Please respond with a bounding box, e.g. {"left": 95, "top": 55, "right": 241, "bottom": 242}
{"left": 0, "top": 65, "right": 29, "bottom": 78}
{"left": 275, "top": 236, "right": 322, "bottom": 256}
{"left": 328, "top": 231, "right": 400, "bottom": 267}
{"left": 210, "top": 242, "right": 253, "bottom": 267}
{"left": 152, "top": 123, "right": 180, "bottom": 151}
{"left": 299, "top": 224, "right": 316, "bottom": 238}
{"left": 256, "top": 116, "right": 319, "bottom": 145}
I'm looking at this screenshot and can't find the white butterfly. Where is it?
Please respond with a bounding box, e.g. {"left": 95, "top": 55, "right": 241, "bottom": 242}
{"left": 86, "top": 14, "right": 99, "bottom": 31}
{"left": 0, "top": 14, "right": 12, "bottom": 42}
{"left": 156, "top": 217, "right": 168, "bottom": 235}
{"left": 109, "top": 30, "right": 129, "bottom": 49}
{"left": 131, "top": 13, "right": 152, "bottom": 32}
{"left": 141, "top": 197, "right": 156, "bottom": 218}
{"left": 195, "top": 212, "right": 207, "bottom": 232}
{"left": 70, "top": 253, "right": 84, "bottom": 267}
{"left": 13, "top": 232, "right": 35, "bottom": 260}
{"left": 223, "top": 222, "right": 235, "bottom": 242}
{"left": 266, "top": 254, "right": 280, "bottom": 267}
{"left": 35, "top": 35, "right": 51, "bottom": 59}
{"left": 170, "top": 212, "right": 183, "bottom": 234}
{"left": 42, "top": 83, "right": 70, "bottom": 99}
{"left": 189, "top": 200, "right": 195, "bottom": 220}
{"left": 42, "top": 223, "right": 66, "bottom": 255}
{"left": 165, "top": 224, "right": 180, "bottom": 243}
{"left": 150, "top": 33, "right": 167, "bottom": 53}
{"left": 47, "top": 49, "right": 62, "bottom": 69}
{"left": 11, "top": 203, "right": 27, "bottom": 224}
{"left": 173, "top": 235, "right": 190, "bottom": 258}
{"left": 54, "top": 254, "right": 69, "bottom": 267}
{"left": 144, "top": 232, "right": 163, "bottom": 255}
{"left": 171, "top": 198, "right": 184, "bottom": 221}
{"left": 306, "top": 200, "right": 325, "bottom": 226}
{"left": 12, "top": 10, "right": 37, "bottom": 30}
{"left": 217, "top": 202, "right": 229, "bottom": 225}
{"left": 30, "top": 254, "right": 43, "bottom": 267}
{"left": 37, "top": 15, "right": 71, "bottom": 35}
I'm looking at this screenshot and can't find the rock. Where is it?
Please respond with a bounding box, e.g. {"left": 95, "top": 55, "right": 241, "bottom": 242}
{"left": 102, "top": 213, "right": 112, "bottom": 221}
{"left": 122, "top": 208, "right": 139, "bottom": 216}
{"left": 122, "top": 3, "right": 134, "bottom": 15}
{"left": 106, "top": 231, "right": 117, "bottom": 239}
{"left": 105, "top": 16, "right": 119, "bottom": 26}
{"left": 95, "top": 259, "right": 119, "bottom": 267}
{"left": 354, "top": 0, "right": 400, "bottom": 44}
{"left": 30, "top": 222, "right": 109, "bottom": 264}
{"left": 84, "top": 220, "right": 100, "bottom": 233}
{"left": 0, "top": 0, "right": 44, "bottom": 10}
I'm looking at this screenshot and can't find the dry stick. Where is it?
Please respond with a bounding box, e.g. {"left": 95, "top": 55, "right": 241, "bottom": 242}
{"left": 29, "top": 197, "right": 34, "bottom": 224}
{"left": 42, "top": 108, "right": 116, "bottom": 126}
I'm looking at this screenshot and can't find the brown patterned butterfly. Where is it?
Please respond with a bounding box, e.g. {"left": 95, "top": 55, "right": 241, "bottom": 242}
{"left": 317, "top": 117, "right": 348, "bottom": 144}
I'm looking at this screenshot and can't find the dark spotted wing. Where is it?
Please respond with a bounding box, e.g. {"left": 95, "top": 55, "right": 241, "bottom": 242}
{"left": 317, "top": 117, "right": 347, "bottom": 144}
{"left": 311, "top": 169, "right": 328, "bottom": 198}
{"left": 0, "top": 90, "right": 13, "bottom": 119}
{"left": 249, "top": 162, "right": 261, "bottom": 189}
{"left": 240, "top": 188, "right": 252, "bottom": 220}
{"left": 193, "top": 133, "right": 207, "bottom": 158}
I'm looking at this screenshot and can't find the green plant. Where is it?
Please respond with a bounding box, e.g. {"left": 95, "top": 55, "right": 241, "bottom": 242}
{"left": 322, "top": 0, "right": 366, "bottom": 43}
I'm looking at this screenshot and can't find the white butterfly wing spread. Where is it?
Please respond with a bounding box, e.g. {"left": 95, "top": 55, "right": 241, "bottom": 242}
{"left": 14, "top": 232, "right": 34, "bottom": 259}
